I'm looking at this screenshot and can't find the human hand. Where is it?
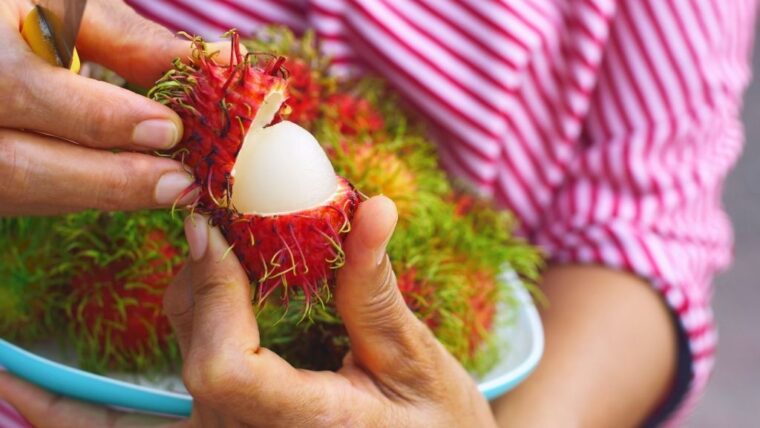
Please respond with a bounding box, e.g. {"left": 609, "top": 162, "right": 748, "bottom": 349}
{"left": 0, "top": 196, "right": 497, "bottom": 427}
{"left": 0, "top": 0, "right": 210, "bottom": 215}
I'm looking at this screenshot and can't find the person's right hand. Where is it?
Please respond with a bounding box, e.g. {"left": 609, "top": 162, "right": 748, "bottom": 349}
{"left": 0, "top": 0, "right": 207, "bottom": 216}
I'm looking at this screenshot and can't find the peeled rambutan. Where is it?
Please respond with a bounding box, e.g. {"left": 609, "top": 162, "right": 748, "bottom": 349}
{"left": 150, "top": 32, "right": 361, "bottom": 306}
{"left": 224, "top": 121, "right": 361, "bottom": 303}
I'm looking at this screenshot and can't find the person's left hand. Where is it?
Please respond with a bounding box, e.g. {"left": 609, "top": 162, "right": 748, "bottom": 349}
{"left": 0, "top": 196, "right": 497, "bottom": 427}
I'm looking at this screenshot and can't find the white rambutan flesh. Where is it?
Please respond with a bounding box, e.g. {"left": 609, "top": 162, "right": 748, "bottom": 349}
{"left": 231, "top": 120, "right": 339, "bottom": 215}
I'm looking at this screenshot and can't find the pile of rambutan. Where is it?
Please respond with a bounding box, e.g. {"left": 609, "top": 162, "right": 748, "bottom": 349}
{"left": 0, "top": 27, "right": 541, "bottom": 377}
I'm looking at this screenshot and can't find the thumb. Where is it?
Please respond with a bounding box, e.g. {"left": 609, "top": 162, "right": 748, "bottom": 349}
{"left": 336, "top": 196, "right": 437, "bottom": 384}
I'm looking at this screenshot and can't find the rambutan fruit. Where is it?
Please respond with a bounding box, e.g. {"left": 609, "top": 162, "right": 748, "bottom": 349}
{"left": 395, "top": 268, "right": 438, "bottom": 329}
{"left": 66, "top": 231, "right": 180, "bottom": 373}
{"left": 0, "top": 218, "right": 66, "bottom": 343}
{"left": 323, "top": 93, "right": 384, "bottom": 136}
{"left": 150, "top": 32, "right": 361, "bottom": 307}
{"left": 327, "top": 141, "right": 418, "bottom": 218}
{"left": 238, "top": 28, "right": 533, "bottom": 374}
{"left": 56, "top": 211, "right": 185, "bottom": 373}
{"left": 281, "top": 57, "right": 322, "bottom": 127}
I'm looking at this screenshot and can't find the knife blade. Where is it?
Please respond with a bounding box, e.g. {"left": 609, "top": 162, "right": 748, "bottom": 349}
{"left": 35, "top": 0, "right": 87, "bottom": 69}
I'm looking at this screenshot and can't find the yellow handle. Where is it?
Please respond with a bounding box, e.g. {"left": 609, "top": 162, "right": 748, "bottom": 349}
{"left": 21, "top": 6, "right": 80, "bottom": 73}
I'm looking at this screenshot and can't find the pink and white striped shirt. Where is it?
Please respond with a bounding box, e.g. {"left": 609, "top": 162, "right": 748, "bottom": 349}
{"left": 2, "top": 1, "right": 755, "bottom": 426}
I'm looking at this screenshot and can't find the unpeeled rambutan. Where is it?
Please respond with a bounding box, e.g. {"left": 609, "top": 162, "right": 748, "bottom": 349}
{"left": 323, "top": 93, "right": 384, "bottom": 136}
{"left": 281, "top": 57, "right": 322, "bottom": 127}
{"left": 327, "top": 141, "right": 418, "bottom": 218}
{"left": 66, "top": 230, "right": 181, "bottom": 373}
{"left": 54, "top": 211, "right": 186, "bottom": 373}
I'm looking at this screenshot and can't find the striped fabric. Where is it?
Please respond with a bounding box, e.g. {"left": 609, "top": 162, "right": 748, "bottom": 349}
{"left": 0, "top": 1, "right": 754, "bottom": 426}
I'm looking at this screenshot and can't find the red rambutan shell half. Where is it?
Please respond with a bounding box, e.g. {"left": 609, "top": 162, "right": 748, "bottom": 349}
{"left": 219, "top": 177, "right": 360, "bottom": 304}
{"left": 151, "top": 32, "right": 288, "bottom": 208}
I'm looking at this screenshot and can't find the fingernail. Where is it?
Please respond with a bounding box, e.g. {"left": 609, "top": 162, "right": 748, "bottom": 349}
{"left": 155, "top": 172, "right": 195, "bottom": 205}
{"left": 133, "top": 119, "right": 180, "bottom": 149}
{"left": 376, "top": 234, "right": 392, "bottom": 266}
{"left": 185, "top": 214, "right": 208, "bottom": 261}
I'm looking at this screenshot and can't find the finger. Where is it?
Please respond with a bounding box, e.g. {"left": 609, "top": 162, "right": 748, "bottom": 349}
{"left": 163, "top": 214, "right": 209, "bottom": 357}
{"left": 77, "top": 0, "right": 240, "bottom": 89}
{"left": 183, "top": 223, "right": 260, "bottom": 354}
{"left": 4, "top": 9, "right": 181, "bottom": 151}
{"left": 7, "top": 1, "right": 238, "bottom": 151}
{"left": 0, "top": 58, "right": 181, "bottom": 151}
{"left": 77, "top": 1, "right": 235, "bottom": 87}
{"left": 185, "top": 352, "right": 355, "bottom": 428}
{"left": 0, "top": 372, "right": 179, "bottom": 427}
{"left": 75, "top": 1, "right": 192, "bottom": 88}
{"left": 0, "top": 130, "right": 196, "bottom": 215}
{"left": 335, "top": 196, "right": 440, "bottom": 390}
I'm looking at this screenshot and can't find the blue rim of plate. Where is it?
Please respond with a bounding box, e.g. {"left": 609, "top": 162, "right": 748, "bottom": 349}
{"left": 0, "top": 339, "right": 192, "bottom": 417}
{"left": 0, "top": 281, "right": 543, "bottom": 416}
{"left": 478, "top": 281, "right": 544, "bottom": 400}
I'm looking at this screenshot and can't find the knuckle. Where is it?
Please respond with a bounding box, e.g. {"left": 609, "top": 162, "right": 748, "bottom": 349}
{"left": 95, "top": 157, "right": 136, "bottom": 211}
{"left": 163, "top": 277, "right": 193, "bottom": 321}
{"left": 80, "top": 94, "right": 124, "bottom": 145}
{"left": 360, "top": 263, "right": 410, "bottom": 334}
{"left": 0, "top": 56, "right": 28, "bottom": 121}
{"left": 192, "top": 267, "right": 247, "bottom": 301}
{"left": 0, "top": 133, "right": 27, "bottom": 202}
{"left": 192, "top": 274, "right": 230, "bottom": 300}
{"left": 183, "top": 352, "right": 242, "bottom": 403}
{"left": 94, "top": 153, "right": 153, "bottom": 211}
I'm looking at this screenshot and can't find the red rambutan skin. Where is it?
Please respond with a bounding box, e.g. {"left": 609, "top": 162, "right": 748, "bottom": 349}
{"left": 283, "top": 57, "right": 322, "bottom": 127}
{"left": 397, "top": 267, "right": 497, "bottom": 357}
{"left": 153, "top": 33, "right": 288, "bottom": 209}
{"left": 453, "top": 194, "right": 476, "bottom": 217}
{"left": 466, "top": 271, "right": 497, "bottom": 355}
{"left": 219, "top": 177, "right": 360, "bottom": 304}
{"left": 68, "top": 231, "right": 181, "bottom": 362}
{"left": 396, "top": 268, "right": 439, "bottom": 330}
{"left": 324, "top": 93, "right": 385, "bottom": 136}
